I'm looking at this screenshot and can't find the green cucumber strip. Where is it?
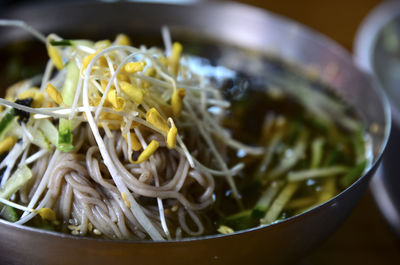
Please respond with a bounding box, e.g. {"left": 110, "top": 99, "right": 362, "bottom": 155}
{"left": 220, "top": 210, "right": 254, "bottom": 231}
{"left": 38, "top": 119, "right": 58, "bottom": 146}
{"left": 340, "top": 160, "right": 367, "bottom": 188}
{"left": 31, "top": 129, "right": 50, "bottom": 150}
{"left": 0, "top": 205, "right": 18, "bottom": 222}
{"left": 310, "top": 138, "right": 324, "bottom": 169}
{"left": 324, "top": 146, "right": 341, "bottom": 166}
{"left": 287, "top": 166, "right": 350, "bottom": 182}
{"left": 261, "top": 182, "right": 299, "bottom": 225}
{"left": 252, "top": 181, "right": 284, "bottom": 219}
{"left": 353, "top": 129, "right": 366, "bottom": 164}
{"left": 72, "top": 40, "right": 94, "bottom": 47}
{"left": 0, "top": 165, "right": 32, "bottom": 200}
{"left": 50, "top": 40, "right": 73, "bottom": 46}
{"left": 57, "top": 61, "right": 79, "bottom": 152}
{"left": 0, "top": 109, "right": 16, "bottom": 139}
{"left": 57, "top": 118, "right": 74, "bottom": 152}
{"left": 61, "top": 61, "right": 79, "bottom": 106}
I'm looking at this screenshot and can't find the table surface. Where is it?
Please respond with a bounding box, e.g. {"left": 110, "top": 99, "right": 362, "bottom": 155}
{"left": 235, "top": 0, "right": 381, "bottom": 51}
{"left": 304, "top": 191, "right": 400, "bottom": 264}
{"left": 234, "top": 0, "right": 400, "bottom": 264}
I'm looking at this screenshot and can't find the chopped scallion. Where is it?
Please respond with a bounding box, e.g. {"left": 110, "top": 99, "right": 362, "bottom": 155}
{"left": 50, "top": 39, "right": 73, "bottom": 46}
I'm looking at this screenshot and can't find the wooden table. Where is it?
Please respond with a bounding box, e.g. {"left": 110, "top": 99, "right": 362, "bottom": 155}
{"left": 234, "top": 0, "right": 400, "bottom": 264}
{"left": 235, "top": 0, "right": 381, "bottom": 51}
{"left": 304, "top": 192, "right": 400, "bottom": 264}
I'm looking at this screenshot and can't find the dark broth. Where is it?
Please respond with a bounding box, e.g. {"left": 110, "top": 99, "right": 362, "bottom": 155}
{"left": 199, "top": 55, "right": 366, "bottom": 234}
{"left": 210, "top": 88, "right": 363, "bottom": 232}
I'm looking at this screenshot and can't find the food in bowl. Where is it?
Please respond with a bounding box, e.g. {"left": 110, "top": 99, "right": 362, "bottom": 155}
{"left": 0, "top": 20, "right": 369, "bottom": 240}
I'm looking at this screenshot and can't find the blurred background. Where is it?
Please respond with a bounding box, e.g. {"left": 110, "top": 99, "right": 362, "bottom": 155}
{"left": 1, "top": 0, "right": 399, "bottom": 264}
{"left": 235, "top": 0, "right": 381, "bottom": 51}
{"left": 0, "top": 0, "right": 383, "bottom": 51}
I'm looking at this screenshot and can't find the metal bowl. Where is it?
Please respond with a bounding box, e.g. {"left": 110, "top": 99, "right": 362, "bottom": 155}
{"left": 0, "top": 1, "right": 390, "bottom": 264}
{"left": 355, "top": 0, "right": 400, "bottom": 238}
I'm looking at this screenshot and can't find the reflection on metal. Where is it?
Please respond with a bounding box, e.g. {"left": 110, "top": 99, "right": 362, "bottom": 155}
{"left": 371, "top": 167, "right": 400, "bottom": 237}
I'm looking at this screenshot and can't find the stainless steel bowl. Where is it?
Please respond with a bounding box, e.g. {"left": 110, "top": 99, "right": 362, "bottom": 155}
{"left": 0, "top": 1, "right": 390, "bottom": 264}
{"left": 355, "top": 0, "right": 400, "bottom": 238}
